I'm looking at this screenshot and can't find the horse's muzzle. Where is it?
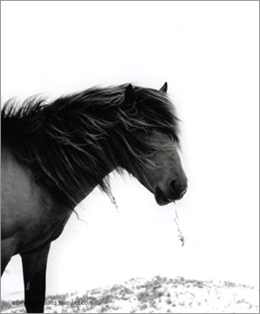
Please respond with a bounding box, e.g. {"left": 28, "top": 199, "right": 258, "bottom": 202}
{"left": 155, "top": 179, "right": 188, "bottom": 205}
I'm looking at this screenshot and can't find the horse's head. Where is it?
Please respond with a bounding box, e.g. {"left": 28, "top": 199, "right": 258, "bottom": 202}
{"left": 135, "top": 129, "right": 188, "bottom": 205}
{"left": 118, "top": 83, "right": 187, "bottom": 205}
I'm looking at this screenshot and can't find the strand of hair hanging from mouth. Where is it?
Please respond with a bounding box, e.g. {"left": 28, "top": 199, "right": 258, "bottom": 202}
{"left": 173, "top": 206, "right": 185, "bottom": 247}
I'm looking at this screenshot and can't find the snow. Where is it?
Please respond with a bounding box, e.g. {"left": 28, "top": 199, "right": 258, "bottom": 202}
{"left": 1, "top": 276, "right": 258, "bottom": 313}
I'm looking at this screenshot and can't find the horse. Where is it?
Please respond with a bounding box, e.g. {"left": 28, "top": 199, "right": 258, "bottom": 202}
{"left": 1, "top": 82, "right": 187, "bottom": 313}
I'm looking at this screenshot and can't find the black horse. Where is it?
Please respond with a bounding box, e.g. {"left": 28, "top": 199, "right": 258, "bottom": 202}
{"left": 1, "top": 83, "right": 187, "bottom": 312}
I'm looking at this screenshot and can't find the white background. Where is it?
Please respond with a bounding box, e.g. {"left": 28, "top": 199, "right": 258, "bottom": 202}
{"left": 1, "top": 1, "right": 259, "bottom": 299}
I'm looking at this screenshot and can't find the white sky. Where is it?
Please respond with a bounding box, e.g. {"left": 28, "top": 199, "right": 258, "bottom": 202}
{"left": 1, "top": 1, "right": 259, "bottom": 300}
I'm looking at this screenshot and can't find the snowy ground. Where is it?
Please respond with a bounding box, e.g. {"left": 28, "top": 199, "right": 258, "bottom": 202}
{"left": 1, "top": 276, "right": 258, "bottom": 313}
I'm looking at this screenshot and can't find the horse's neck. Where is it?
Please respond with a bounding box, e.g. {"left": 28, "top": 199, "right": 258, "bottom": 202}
{"left": 79, "top": 167, "right": 115, "bottom": 201}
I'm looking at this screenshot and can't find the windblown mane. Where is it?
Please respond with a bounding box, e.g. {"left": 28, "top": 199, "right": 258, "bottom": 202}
{"left": 1, "top": 84, "right": 180, "bottom": 207}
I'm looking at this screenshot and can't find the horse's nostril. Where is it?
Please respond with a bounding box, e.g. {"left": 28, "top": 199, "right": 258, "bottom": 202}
{"left": 170, "top": 179, "right": 187, "bottom": 195}
{"left": 170, "top": 180, "right": 177, "bottom": 191}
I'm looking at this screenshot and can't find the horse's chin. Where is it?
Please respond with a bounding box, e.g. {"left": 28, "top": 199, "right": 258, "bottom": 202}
{"left": 155, "top": 187, "right": 173, "bottom": 206}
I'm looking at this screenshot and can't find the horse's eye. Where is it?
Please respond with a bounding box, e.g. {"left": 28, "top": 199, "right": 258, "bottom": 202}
{"left": 168, "top": 134, "right": 174, "bottom": 142}
{"left": 168, "top": 134, "right": 178, "bottom": 147}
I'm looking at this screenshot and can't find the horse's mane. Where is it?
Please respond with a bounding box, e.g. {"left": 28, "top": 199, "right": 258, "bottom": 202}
{"left": 1, "top": 84, "right": 180, "bottom": 207}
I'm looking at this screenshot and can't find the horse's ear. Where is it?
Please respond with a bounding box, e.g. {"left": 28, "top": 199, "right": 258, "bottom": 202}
{"left": 124, "top": 84, "right": 136, "bottom": 104}
{"left": 160, "top": 82, "right": 168, "bottom": 93}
